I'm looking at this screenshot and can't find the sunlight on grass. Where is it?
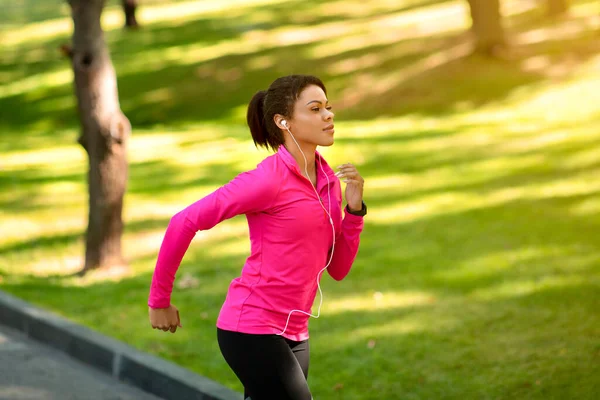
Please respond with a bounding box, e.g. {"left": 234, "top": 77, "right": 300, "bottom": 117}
{"left": 472, "top": 275, "right": 594, "bottom": 301}
{"left": 317, "top": 306, "right": 461, "bottom": 352}
{"left": 434, "top": 245, "right": 590, "bottom": 281}
{"left": 2, "top": 1, "right": 600, "bottom": 397}
{"left": 133, "top": 0, "right": 289, "bottom": 27}
{"left": 114, "top": 1, "right": 471, "bottom": 75}
{"left": 0, "top": 204, "right": 85, "bottom": 242}
{"left": 0, "top": 69, "right": 71, "bottom": 99}
{"left": 344, "top": 318, "right": 427, "bottom": 339}
{"left": 26, "top": 254, "right": 84, "bottom": 277}
{"left": 324, "top": 290, "right": 435, "bottom": 315}
{"left": 0, "top": 2, "right": 71, "bottom": 45}
{"left": 4, "top": 59, "right": 600, "bottom": 269}
{"left": 515, "top": 15, "right": 600, "bottom": 46}
{"left": 204, "top": 235, "right": 252, "bottom": 259}
{"left": 308, "top": 0, "right": 450, "bottom": 19}
{"left": 570, "top": 196, "right": 600, "bottom": 217}
{"left": 312, "top": 1, "right": 467, "bottom": 59}
{"left": 1, "top": 145, "right": 84, "bottom": 169}
{"left": 3, "top": 61, "right": 600, "bottom": 273}
{"left": 497, "top": 66, "right": 600, "bottom": 122}
{"left": 0, "top": 126, "right": 262, "bottom": 278}
{"left": 334, "top": 41, "right": 474, "bottom": 108}
{"left": 126, "top": 128, "right": 251, "bottom": 164}
{"left": 370, "top": 165, "right": 600, "bottom": 225}
{"left": 0, "top": 210, "right": 250, "bottom": 280}
{"left": 1, "top": 0, "right": 291, "bottom": 47}
{"left": 310, "top": 0, "right": 554, "bottom": 62}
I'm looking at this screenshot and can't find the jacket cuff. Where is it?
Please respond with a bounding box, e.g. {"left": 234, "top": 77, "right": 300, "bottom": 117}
{"left": 148, "top": 298, "right": 170, "bottom": 309}
{"left": 345, "top": 201, "right": 367, "bottom": 217}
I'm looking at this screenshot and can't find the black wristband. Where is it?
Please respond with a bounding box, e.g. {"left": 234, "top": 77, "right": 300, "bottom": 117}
{"left": 346, "top": 201, "right": 367, "bottom": 217}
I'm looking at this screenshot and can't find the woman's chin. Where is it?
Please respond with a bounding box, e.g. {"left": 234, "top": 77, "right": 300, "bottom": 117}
{"left": 319, "top": 137, "right": 335, "bottom": 147}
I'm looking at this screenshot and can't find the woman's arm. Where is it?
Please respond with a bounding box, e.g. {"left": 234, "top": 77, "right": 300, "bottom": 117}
{"left": 326, "top": 205, "right": 365, "bottom": 281}
{"left": 327, "top": 163, "right": 366, "bottom": 281}
{"left": 148, "top": 164, "right": 279, "bottom": 308}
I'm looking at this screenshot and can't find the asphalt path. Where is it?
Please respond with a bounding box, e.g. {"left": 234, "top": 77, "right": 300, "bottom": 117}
{"left": 0, "top": 324, "right": 163, "bottom": 400}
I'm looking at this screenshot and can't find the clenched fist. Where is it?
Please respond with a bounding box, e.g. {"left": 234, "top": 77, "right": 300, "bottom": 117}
{"left": 149, "top": 304, "right": 182, "bottom": 333}
{"left": 335, "top": 163, "right": 365, "bottom": 212}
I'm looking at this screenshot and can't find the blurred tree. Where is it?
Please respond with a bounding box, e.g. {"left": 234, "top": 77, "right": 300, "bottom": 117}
{"left": 466, "top": 0, "right": 506, "bottom": 55}
{"left": 122, "top": 0, "right": 139, "bottom": 28}
{"left": 65, "top": 0, "right": 130, "bottom": 274}
{"left": 547, "top": 0, "right": 569, "bottom": 16}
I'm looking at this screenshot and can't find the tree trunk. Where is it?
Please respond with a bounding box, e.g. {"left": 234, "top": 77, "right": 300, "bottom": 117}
{"left": 67, "top": 0, "right": 130, "bottom": 274}
{"left": 547, "top": 0, "right": 569, "bottom": 16}
{"left": 466, "top": 0, "right": 506, "bottom": 56}
{"left": 122, "top": 0, "right": 139, "bottom": 28}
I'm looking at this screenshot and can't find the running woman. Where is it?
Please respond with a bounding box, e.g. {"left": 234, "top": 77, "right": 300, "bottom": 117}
{"left": 148, "top": 75, "right": 366, "bottom": 400}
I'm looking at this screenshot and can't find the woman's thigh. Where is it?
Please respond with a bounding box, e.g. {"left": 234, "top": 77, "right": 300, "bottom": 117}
{"left": 217, "top": 329, "right": 312, "bottom": 400}
{"left": 287, "top": 338, "right": 309, "bottom": 380}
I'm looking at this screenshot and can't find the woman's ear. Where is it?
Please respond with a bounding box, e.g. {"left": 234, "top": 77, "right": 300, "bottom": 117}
{"left": 274, "top": 114, "right": 288, "bottom": 130}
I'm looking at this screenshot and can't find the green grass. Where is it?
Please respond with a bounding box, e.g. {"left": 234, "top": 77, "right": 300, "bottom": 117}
{"left": 1, "top": 0, "right": 600, "bottom": 398}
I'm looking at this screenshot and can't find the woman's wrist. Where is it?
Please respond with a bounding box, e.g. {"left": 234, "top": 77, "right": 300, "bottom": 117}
{"left": 347, "top": 202, "right": 361, "bottom": 212}
{"left": 346, "top": 201, "right": 367, "bottom": 216}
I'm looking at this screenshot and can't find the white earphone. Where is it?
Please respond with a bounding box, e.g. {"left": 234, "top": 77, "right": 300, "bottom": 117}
{"left": 276, "top": 118, "right": 336, "bottom": 336}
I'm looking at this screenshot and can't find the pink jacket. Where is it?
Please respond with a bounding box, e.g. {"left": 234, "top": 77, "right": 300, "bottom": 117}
{"left": 148, "top": 145, "right": 364, "bottom": 341}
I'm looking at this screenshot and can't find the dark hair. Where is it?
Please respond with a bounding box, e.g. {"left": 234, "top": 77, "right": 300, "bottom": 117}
{"left": 247, "top": 75, "right": 327, "bottom": 152}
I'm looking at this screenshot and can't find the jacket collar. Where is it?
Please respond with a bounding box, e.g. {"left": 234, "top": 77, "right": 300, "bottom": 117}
{"left": 277, "top": 144, "right": 336, "bottom": 192}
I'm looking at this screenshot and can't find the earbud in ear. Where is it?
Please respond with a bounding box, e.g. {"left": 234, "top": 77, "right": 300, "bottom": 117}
{"left": 281, "top": 119, "right": 288, "bottom": 128}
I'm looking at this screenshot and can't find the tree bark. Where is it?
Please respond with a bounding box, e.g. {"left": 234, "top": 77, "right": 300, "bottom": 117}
{"left": 67, "top": 0, "right": 130, "bottom": 274}
{"left": 466, "top": 0, "right": 506, "bottom": 56}
{"left": 547, "top": 0, "right": 569, "bottom": 16}
{"left": 122, "top": 0, "right": 139, "bottom": 28}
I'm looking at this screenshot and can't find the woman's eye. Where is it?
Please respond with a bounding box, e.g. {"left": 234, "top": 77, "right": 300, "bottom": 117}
{"left": 326, "top": 106, "right": 333, "bottom": 111}
{"left": 312, "top": 108, "right": 320, "bottom": 112}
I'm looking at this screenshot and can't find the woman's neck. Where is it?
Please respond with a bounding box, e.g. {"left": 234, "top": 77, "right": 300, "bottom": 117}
{"left": 284, "top": 140, "right": 317, "bottom": 178}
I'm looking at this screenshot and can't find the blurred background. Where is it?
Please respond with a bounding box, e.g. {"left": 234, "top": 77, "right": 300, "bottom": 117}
{"left": 1, "top": 0, "right": 599, "bottom": 398}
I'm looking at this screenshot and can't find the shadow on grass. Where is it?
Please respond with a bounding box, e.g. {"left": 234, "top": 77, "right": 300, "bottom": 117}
{"left": 2, "top": 153, "right": 599, "bottom": 396}
{"left": 2, "top": 2, "right": 600, "bottom": 397}
{"left": 0, "top": 147, "right": 248, "bottom": 212}
{"left": 2, "top": 189, "right": 598, "bottom": 398}
{"left": 1, "top": 0, "right": 599, "bottom": 142}
{"left": 0, "top": 215, "right": 178, "bottom": 257}
{"left": 311, "top": 276, "right": 599, "bottom": 398}
{"left": 128, "top": 156, "right": 247, "bottom": 195}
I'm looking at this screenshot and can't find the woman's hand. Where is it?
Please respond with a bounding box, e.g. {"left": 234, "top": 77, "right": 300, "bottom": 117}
{"left": 149, "top": 304, "right": 182, "bottom": 333}
{"left": 335, "top": 163, "right": 364, "bottom": 212}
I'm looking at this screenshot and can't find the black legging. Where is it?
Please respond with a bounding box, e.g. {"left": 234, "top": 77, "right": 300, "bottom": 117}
{"left": 217, "top": 328, "right": 312, "bottom": 400}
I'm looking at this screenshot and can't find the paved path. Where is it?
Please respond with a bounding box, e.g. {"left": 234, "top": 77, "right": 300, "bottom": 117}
{"left": 0, "top": 324, "right": 162, "bottom": 400}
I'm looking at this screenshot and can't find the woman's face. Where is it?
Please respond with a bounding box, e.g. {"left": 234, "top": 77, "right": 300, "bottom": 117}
{"left": 285, "top": 84, "right": 335, "bottom": 147}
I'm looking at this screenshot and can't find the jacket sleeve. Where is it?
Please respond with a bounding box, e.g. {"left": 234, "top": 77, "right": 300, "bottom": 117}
{"left": 326, "top": 208, "right": 364, "bottom": 281}
{"left": 148, "top": 164, "right": 279, "bottom": 308}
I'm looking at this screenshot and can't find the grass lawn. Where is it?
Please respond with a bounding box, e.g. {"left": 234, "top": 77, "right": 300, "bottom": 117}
{"left": 1, "top": 0, "right": 600, "bottom": 398}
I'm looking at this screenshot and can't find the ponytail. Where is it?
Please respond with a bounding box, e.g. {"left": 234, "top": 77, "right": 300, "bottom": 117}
{"left": 247, "top": 90, "right": 269, "bottom": 150}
